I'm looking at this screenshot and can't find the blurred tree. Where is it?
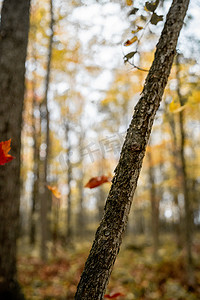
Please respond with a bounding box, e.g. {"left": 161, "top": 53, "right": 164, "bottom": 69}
{"left": 175, "top": 53, "right": 194, "bottom": 283}
{"left": 147, "top": 145, "right": 160, "bottom": 260}
{"left": 65, "top": 119, "right": 73, "bottom": 244}
{"left": 0, "top": 0, "right": 30, "bottom": 298}
{"left": 40, "top": 0, "right": 54, "bottom": 261}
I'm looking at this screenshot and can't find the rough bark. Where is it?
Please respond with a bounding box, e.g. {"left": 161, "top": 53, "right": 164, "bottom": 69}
{"left": 0, "top": 0, "right": 30, "bottom": 298}
{"left": 40, "top": 0, "right": 54, "bottom": 261}
{"left": 75, "top": 1, "right": 190, "bottom": 299}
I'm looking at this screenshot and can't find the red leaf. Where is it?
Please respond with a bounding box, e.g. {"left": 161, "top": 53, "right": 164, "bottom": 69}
{"left": 85, "top": 175, "right": 111, "bottom": 189}
{"left": 0, "top": 139, "right": 15, "bottom": 165}
{"left": 104, "top": 293, "right": 124, "bottom": 299}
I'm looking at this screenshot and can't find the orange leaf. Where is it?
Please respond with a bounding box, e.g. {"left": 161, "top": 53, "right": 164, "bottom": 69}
{"left": 0, "top": 139, "right": 15, "bottom": 165}
{"left": 124, "top": 36, "right": 138, "bottom": 46}
{"left": 85, "top": 175, "right": 112, "bottom": 189}
{"left": 104, "top": 293, "right": 124, "bottom": 299}
{"left": 47, "top": 185, "right": 61, "bottom": 198}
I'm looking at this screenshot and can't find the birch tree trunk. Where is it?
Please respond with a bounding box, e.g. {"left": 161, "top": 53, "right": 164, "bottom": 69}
{"left": 75, "top": 1, "right": 190, "bottom": 299}
{"left": 0, "top": 0, "right": 30, "bottom": 298}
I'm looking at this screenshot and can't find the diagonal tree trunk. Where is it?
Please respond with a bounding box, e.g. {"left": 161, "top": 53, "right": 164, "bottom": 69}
{"left": 75, "top": 1, "right": 190, "bottom": 299}
{"left": 0, "top": 0, "right": 30, "bottom": 298}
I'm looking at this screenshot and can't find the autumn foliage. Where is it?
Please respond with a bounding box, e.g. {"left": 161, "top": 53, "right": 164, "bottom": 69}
{"left": 84, "top": 175, "right": 112, "bottom": 189}
{"left": 47, "top": 185, "right": 61, "bottom": 198}
{"left": 104, "top": 292, "right": 124, "bottom": 299}
{"left": 0, "top": 139, "right": 15, "bottom": 165}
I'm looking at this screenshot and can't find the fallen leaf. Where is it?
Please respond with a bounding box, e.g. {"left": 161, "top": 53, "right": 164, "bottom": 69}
{"left": 104, "top": 292, "right": 124, "bottom": 299}
{"left": 85, "top": 175, "right": 111, "bottom": 189}
{"left": 47, "top": 185, "right": 61, "bottom": 198}
{"left": 0, "top": 139, "right": 15, "bottom": 165}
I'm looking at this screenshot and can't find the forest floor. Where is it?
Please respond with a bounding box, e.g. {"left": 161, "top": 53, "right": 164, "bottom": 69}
{"left": 18, "top": 234, "right": 200, "bottom": 300}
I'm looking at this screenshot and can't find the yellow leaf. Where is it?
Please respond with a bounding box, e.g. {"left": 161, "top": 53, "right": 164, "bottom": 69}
{"left": 47, "top": 185, "right": 61, "bottom": 198}
{"left": 124, "top": 36, "right": 138, "bottom": 46}
{"left": 126, "top": 0, "right": 133, "bottom": 6}
{"left": 169, "top": 100, "right": 179, "bottom": 112}
{"left": 131, "top": 26, "right": 143, "bottom": 34}
{"left": 188, "top": 90, "right": 200, "bottom": 105}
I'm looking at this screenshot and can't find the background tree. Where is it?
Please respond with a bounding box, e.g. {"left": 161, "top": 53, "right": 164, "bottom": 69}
{"left": 0, "top": 0, "right": 31, "bottom": 298}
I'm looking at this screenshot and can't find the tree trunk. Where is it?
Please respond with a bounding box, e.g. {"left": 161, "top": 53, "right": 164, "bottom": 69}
{"left": 65, "top": 121, "right": 73, "bottom": 244}
{"left": 176, "top": 53, "right": 194, "bottom": 283}
{"left": 40, "top": 0, "right": 54, "bottom": 261}
{"left": 77, "top": 131, "right": 85, "bottom": 238}
{"left": 167, "top": 109, "right": 183, "bottom": 249}
{"left": 147, "top": 149, "right": 159, "bottom": 260}
{"left": 75, "top": 1, "right": 190, "bottom": 299}
{"left": 97, "top": 158, "right": 106, "bottom": 222}
{"left": 30, "top": 74, "right": 40, "bottom": 245}
{"left": 0, "top": 0, "right": 30, "bottom": 298}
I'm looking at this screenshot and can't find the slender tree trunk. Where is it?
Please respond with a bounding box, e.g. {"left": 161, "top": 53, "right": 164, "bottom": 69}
{"left": 173, "top": 192, "right": 183, "bottom": 249}
{"left": 167, "top": 112, "right": 183, "bottom": 249}
{"left": 147, "top": 149, "right": 159, "bottom": 260}
{"left": 30, "top": 76, "right": 40, "bottom": 245}
{"left": 65, "top": 122, "right": 73, "bottom": 243}
{"left": 97, "top": 158, "right": 106, "bottom": 222}
{"left": 77, "top": 131, "right": 85, "bottom": 238}
{"left": 40, "top": 0, "right": 54, "bottom": 261}
{"left": 176, "top": 54, "right": 194, "bottom": 283}
{"left": 75, "top": 1, "right": 190, "bottom": 298}
{"left": 52, "top": 196, "right": 60, "bottom": 255}
{"left": 0, "top": 0, "right": 30, "bottom": 298}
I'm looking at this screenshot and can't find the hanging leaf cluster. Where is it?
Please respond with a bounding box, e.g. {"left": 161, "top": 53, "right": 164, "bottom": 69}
{"left": 124, "top": 0, "right": 163, "bottom": 65}
{"left": 145, "top": 0, "right": 163, "bottom": 25}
